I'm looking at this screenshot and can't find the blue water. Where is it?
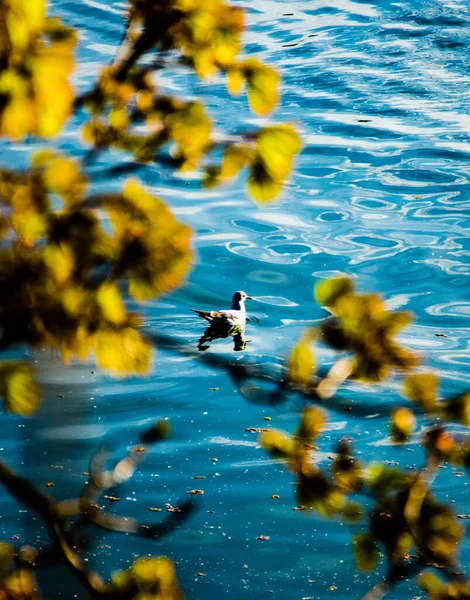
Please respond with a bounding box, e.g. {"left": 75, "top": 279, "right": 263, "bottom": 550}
{"left": 1, "top": 0, "right": 470, "bottom": 598}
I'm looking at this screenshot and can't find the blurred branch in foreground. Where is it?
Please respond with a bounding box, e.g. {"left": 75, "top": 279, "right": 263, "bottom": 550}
{"left": 0, "top": 421, "right": 194, "bottom": 599}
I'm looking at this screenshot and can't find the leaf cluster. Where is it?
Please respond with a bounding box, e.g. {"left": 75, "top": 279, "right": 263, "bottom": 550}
{"left": 0, "top": 0, "right": 76, "bottom": 138}
{"left": 0, "top": 153, "right": 192, "bottom": 415}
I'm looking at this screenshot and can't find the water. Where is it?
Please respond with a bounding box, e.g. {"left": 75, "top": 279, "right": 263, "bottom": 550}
{"left": 1, "top": 0, "right": 470, "bottom": 598}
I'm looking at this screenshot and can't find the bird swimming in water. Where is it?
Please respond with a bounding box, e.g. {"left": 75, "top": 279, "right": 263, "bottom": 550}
{"left": 190, "top": 291, "right": 252, "bottom": 326}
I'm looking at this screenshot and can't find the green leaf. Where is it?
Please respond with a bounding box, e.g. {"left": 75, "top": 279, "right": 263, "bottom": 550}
{"left": 314, "top": 277, "right": 354, "bottom": 308}
{"left": 353, "top": 532, "right": 379, "bottom": 572}
{"left": 0, "top": 361, "right": 41, "bottom": 416}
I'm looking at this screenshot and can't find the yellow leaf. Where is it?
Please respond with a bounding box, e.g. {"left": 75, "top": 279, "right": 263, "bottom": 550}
{"left": 39, "top": 153, "right": 86, "bottom": 204}
{"left": 95, "top": 328, "right": 152, "bottom": 377}
{"left": 165, "top": 102, "right": 211, "bottom": 170}
{"left": 11, "top": 211, "right": 47, "bottom": 246}
{"left": 390, "top": 407, "right": 416, "bottom": 442}
{"left": 243, "top": 59, "right": 280, "bottom": 116}
{"left": 288, "top": 338, "right": 316, "bottom": 387}
{"left": 109, "top": 106, "right": 130, "bottom": 131}
{"left": 97, "top": 282, "right": 126, "bottom": 325}
{"left": 61, "top": 287, "right": 88, "bottom": 317}
{"left": 226, "top": 66, "right": 245, "bottom": 95}
{"left": 42, "top": 244, "right": 74, "bottom": 282}
{"left": 403, "top": 373, "right": 439, "bottom": 412}
{"left": 247, "top": 161, "right": 282, "bottom": 203}
{"left": 256, "top": 124, "right": 302, "bottom": 182}
{"left": 315, "top": 277, "right": 354, "bottom": 308}
{"left": 296, "top": 406, "right": 325, "bottom": 441}
{"left": 220, "top": 145, "right": 254, "bottom": 179}
{"left": 0, "top": 361, "right": 41, "bottom": 416}
{"left": 260, "top": 429, "right": 294, "bottom": 458}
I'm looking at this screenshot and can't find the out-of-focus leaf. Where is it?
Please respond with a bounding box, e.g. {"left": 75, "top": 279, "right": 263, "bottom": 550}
{"left": 226, "top": 66, "right": 245, "bottom": 95}
{"left": 243, "top": 58, "right": 280, "bottom": 115}
{"left": 419, "top": 571, "right": 444, "bottom": 595}
{"left": 343, "top": 501, "right": 364, "bottom": 523}
{"left": 43, "top": 243, "right": 74, "bottom": 283}
{"left": 0, "top": 361, "right": 41, "bottom": 416}
{"left": 315, "top": 277, "right": 354, "bottom": 309}
{"left": 332, "top": 440, "right": 363, "bottom": 492}
{"left": 37, "top": 152, "right": 87, "bottom": 205}
{"left": 109, "top": 106, "right": 130, "bottom": 131}
{"left": 247, "top": 161, "right": 282, "bottom": 203}
{"left": 403, "top": 373, "right": 439, "bottom": 412}
{"left": 366, "top": 464, "right": 407, "bottom": 498}
{"left": 0, "top": 6, "right": 76, "bottom": 139}
{"left": 256, "top": 124, "right": 301, "bottom": 181}
{"left": 390, "top": 407, "right": 416, "bottom": 443}
{"left": 260, "top": 429, "right": 294, "bottom": 459}
{"left": 296, "top": 406, "right": 325, "bottom": 442}
{"left": 316, "top": 277, "right": 418, "bottom": 381}
{"left": 97, "top": 282, "right": 126, "bottom": 325}
{"left": 139, "top": 420, "right": 171, "bottom": 445}
{"left": 353, "top": 532, "right": 379, "bottom": 572}
{"left": 166, "top": 102, "right": 211, "bottom": 170}
{"left": 443, "top": 391, "right": 470, "bottom": 427}
{"left": 95, "top": 329, "right": 151, "bottom": 377}
{"left": 111, "top": 556, "right": 183, "bottom": 599}
{"left": 11, "top": 211, "right": 47, "bottom": 246}
{"left": 219, "top": 145, "right": 255, "bottom": 179}
{"left": 288, "top": 337, "right": 316, "bottom": 387}
{"left": 0, "top": 542, "right": 13, "bottom": 578}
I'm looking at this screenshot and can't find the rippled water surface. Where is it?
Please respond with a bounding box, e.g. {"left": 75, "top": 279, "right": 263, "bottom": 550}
{"left": 1, "top": 0, "right": 470, "bottom": 598}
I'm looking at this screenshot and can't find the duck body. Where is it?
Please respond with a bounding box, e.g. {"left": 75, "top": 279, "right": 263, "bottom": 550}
{"left": 190, "top": 291, "right": 252, "bottom": 326}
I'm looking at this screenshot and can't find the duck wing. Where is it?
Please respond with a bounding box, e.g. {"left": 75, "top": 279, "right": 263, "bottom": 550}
{"left": 190, "top": 308, "right": 225, "bottom": 322}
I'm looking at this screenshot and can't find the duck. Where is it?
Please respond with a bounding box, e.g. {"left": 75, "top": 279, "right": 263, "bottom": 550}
{"left": 190, "top": 291, "right": 252, "bottom": 326}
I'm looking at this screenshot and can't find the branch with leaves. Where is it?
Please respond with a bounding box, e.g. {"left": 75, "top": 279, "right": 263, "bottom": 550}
{"left": 0, "top": 421, "right": 191, "bottom": 599}
{"left": 260, "top": 277, "right": 470, "bottom": 600}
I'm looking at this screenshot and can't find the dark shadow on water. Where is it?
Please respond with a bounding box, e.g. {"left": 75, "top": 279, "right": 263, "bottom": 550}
{"left": 197, "top": 323, "right": 248, "bottom": 352}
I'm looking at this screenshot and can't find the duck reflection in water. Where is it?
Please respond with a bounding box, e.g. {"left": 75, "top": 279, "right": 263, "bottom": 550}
{"left": 190, "top": 290, "right": 252, "bottom": 352}
{"left": 197, "top": 322, "right": 248, "bottom": 351}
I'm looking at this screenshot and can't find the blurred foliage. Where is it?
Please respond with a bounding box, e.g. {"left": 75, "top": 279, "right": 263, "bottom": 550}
{"left": 0, "top": 153, "right": 192, "bottom": 403}
{"left": 111, "top": 556, "right": 183, "bottom": 600}
{"left": 0, "top": 0, "right": 300, "bottom": 402}
{"left": 314, "top": 276, "right": 419, "bottom": 382}
{"left": 0, "top": 421, "right": 190, "bottom": 599}
{"left": 1, "top": 0, "right": 469, "bottom": 599}
{"left": 420, "top": 571, "right": 470, "bottom": 600}
{"left": 262, "top": 277, "right": 470, "bottom": 598}
{"left": 0, "top": 0, "right": 76, "bottom": 138}
{"left": 0, "top": 0, "right": 300, "bottom": 596}
{"left": 80, "top": 0, "right": 300, "bottom": 197}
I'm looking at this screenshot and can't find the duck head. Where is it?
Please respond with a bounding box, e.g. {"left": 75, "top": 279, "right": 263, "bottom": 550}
{"left": 232, "top": 290, "right": 252, "bottom": 309}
